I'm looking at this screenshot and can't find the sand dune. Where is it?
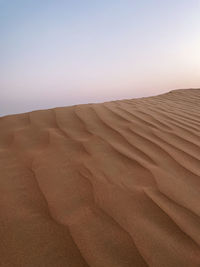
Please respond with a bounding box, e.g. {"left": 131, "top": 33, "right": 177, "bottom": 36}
{"left": 0, "top": 89, "right": 200, "bottom": 266}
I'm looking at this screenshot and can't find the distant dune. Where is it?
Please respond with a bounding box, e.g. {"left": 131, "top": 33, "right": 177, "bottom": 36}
{"left": 0, "top": 89, "right": 200, "bottom": 266}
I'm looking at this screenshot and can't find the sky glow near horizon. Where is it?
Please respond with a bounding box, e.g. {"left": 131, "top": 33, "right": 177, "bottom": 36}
{"left": 1, "top": 0, "right": 200, "bottom": 115}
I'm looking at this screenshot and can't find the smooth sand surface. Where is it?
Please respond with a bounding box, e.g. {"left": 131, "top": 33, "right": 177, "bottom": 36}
{"left": 0, "top": 89, "right": 200, "bottom": 266}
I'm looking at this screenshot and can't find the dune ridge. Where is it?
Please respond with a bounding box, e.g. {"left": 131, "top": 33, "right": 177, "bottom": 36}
{"left": 0, "top": 89, "right": 200, "bottom": 266}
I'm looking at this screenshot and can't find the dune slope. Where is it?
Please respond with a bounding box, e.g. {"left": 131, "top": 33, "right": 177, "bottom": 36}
{"left": 0, "top": 89, "right": 200, "bottom": 266}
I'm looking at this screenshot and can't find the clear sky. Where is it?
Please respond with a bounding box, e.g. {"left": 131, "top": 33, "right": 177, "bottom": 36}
{"left": 1, "top": 0, "right": 200, "bottom": 115}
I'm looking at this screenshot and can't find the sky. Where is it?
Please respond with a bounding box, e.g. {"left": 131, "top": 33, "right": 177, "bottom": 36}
{"left": 1, "top": 0, "right": 200, "bottom": 116}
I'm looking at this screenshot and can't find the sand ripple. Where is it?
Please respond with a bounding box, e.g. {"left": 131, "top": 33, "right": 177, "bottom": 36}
{"left": 0, "top": 89, "right": 200, "bottom": 266}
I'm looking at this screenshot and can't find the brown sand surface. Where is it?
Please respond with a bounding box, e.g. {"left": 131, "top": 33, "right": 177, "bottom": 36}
{"left": 0, "top": 88, "right": 200, "bottom": 266}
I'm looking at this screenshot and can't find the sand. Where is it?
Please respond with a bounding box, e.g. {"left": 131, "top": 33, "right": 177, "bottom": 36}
{"left": 0, "top": 88, "right": 200, "bottom": 266}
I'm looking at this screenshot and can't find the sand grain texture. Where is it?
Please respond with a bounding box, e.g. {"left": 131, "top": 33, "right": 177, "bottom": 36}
{"left": 0, "top": 89, "right": 200, "bottom": 266}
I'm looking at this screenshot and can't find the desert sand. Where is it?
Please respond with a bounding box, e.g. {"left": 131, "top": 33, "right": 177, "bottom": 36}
{"left": 0, "top": 88, "right": 200, "bottom": 266}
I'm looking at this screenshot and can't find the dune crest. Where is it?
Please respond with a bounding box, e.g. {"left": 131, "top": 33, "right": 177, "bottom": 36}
{"left": 0, "top": 89, "right": 200, "bottom": 266}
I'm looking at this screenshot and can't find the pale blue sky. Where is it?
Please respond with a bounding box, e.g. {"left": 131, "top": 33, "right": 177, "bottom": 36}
{"left": 1, "top": 0, "right": 200, "bottom": 115}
